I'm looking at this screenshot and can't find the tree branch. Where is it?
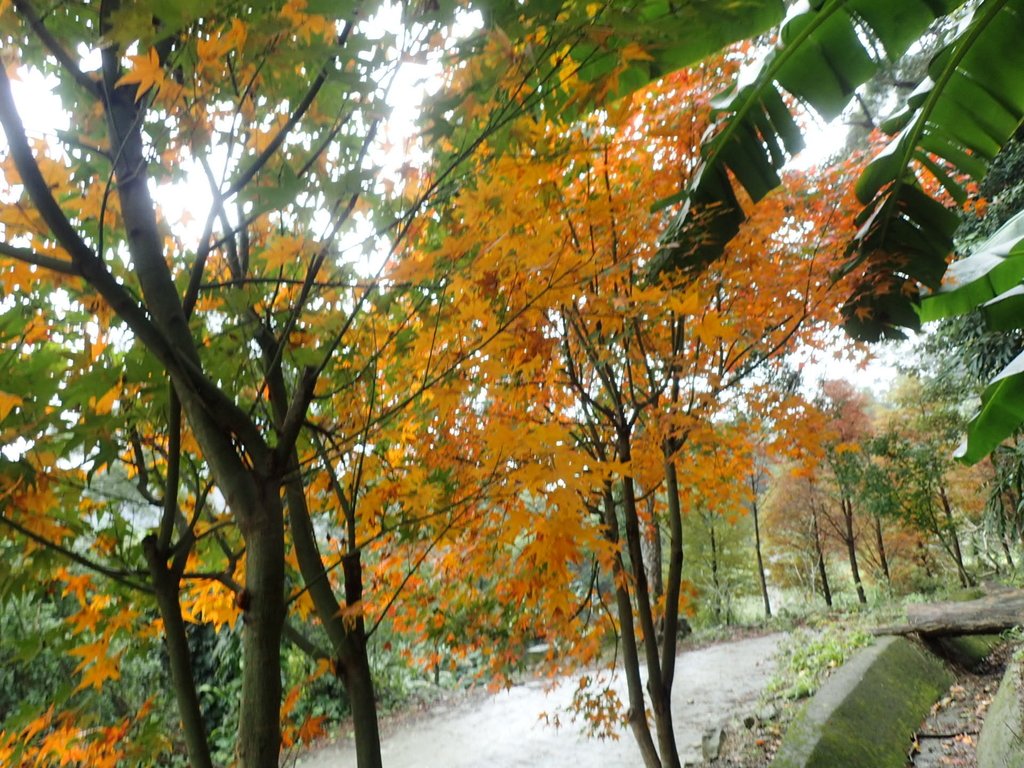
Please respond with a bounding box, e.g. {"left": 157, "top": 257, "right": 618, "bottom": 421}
{"left": 0, "top": 241, "right": 77, "bottom": 275}
{"left": 14, "top": 0, "right": 102, "bottom": 98}
{"left": 0, "top": 512, "right": 151, "bottom": 592}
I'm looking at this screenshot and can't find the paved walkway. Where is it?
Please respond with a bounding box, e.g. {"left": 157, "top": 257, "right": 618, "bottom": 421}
{"left": 296, "top": 633, "right": 783, "bottom": 767}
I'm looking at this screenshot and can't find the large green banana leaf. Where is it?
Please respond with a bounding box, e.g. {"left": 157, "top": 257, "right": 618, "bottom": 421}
{"left": 920, "top": 208, "right": 1024, "bottom": 462}
{"left": 649, "top": 0, "right": 970, "bottom": 282}
{"left": 858, "top": 0, "right": 1024, "bottom": 463}
{"left": 845, "top": 0, "right": 1024, "bottom": 341}
{"left": 650, "top": 0, "right": 1024, "bottom": 464}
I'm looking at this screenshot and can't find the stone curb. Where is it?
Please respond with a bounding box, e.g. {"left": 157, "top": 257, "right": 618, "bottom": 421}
{"left": 772, "top": 636, "right": 952, "bottom": 768}
{"left": 977, "top": 654, "right": 1024, "bottom": 768}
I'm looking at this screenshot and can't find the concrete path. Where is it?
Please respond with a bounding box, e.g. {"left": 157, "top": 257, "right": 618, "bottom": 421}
{"left": 296, "top": 633, "right": 783, "bottom": 767}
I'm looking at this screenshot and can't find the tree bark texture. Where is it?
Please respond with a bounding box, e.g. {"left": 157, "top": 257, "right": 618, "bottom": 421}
{"left": 812, "top": 507, "right": 832, "bottom": 608}
{"left": 143, "top": 537, "right": 214, "bottom": 768}
{"left": 752, "top": 497, "right": 771, "bottom": 619}
{"left": 842, "top": 497, "right": 867, "bottom": 604}
{"left": 874, "top": 588, "right": 1024, "bottom": 637}
{"left": 601, "top": 488, "right": 661, "bottom": 768}
{"left": 873, "top": 515, "right": 891, "bottom": 584}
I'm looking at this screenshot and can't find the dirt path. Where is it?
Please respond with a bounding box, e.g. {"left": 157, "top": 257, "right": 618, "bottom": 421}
{"left": 295, "top": 633, "right": 783, "bottom": 767}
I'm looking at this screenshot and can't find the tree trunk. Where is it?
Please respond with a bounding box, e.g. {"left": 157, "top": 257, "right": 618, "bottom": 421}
{"left": 268, "top": 348, "right": 383, "bottom": 767}
{"left": 339, "top": 551, "right": 382, "bottom": 768}
{"left": 812, "top": 507, "right": 832, "bottom": 608}
{"left": 236, "top": 486, "right": 286, "bottom": 768}
{"left": 873, "top": 516, "right": 891, "bottom": 584}
{"left": 620, "top": 469, "right": 680, "bottom": 768}
{"left": 874, "top": 588, "right": 1024, "bottom": 637}
{"left": 601, "top": 487, "right": 661, "bottom": 768}
{"left": 643, "top": 495, "right": 665, "bottom": 606}
{"left": 286, "top": 473, "right": 382, "bottom": 768}
{"left": 938, "top": 485, "right": 972, "bottom": 588}
{"left": 1001, "top": 535, "right": 1015, "bottom": 570}
{"left": 842, "top": 497, "right": 867, "bottom": 604}
{"left": 752, "top": 496, "right": 771, "bottom": 619}
{"left": 660, "top": 457, "right": 685, "bottom": 695}
{"left": 143, "top": 537, "right": 213, "bottom": 768}
{"left": 709, "top": 519, "right": 722, "bottom": 623}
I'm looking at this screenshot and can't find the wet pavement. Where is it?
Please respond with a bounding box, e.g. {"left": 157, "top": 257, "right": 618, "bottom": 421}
{"left": 296, "top": 633, "right": 783, "bottom": 768}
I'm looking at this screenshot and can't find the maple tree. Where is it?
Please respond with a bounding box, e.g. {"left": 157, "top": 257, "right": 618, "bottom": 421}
{"left": 0, "top": 1, "right": 508, "bottom": 765}
{"left": 395, "top": 40, "right": 871, "bottom": 760}
{"left": 0, "top": 2, "right": 806, "bottom": 766}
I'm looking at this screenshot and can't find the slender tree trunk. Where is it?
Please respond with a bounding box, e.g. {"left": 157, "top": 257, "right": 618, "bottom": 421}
{"left": 1001, "top": 535, "right": 1015, "bottom": 570}
{"left": 811, "top": 507, "right": 832, "bottom": 608}
{"left": 620, "top": 467, "right": 680, "bottom": 768}
{"left": 842, "top": 497, "right": 867, "bottom": 604}
{"left": 286, "top": 474, "right": 382, "bottom": 768}
{"left": 267, "top": 349, "right": 383, "bottom": 768}
{"left": 660, "top": 457, "right": 685, "bottom": 695}
{"left": 938, "top": 485, "right": 972, "bottom": 587}
{"left": 601, "top": 487, "right": 661, "bottom": 768}
{"left": 143, "top": 537, "right": 213, "bottom": 768}
{"left": 873, "top": 516, "right": 891, "bottom": 584}
{"left": 338, "top": 551, "right": 382, "bottom": 768}
{"left": 752, "top": 496, "right": 771, "bottom": 619}
{"left": 709, "top": 519, "right": 722, "bottom": 623}
{"left": 643, "top": 495, "right": 665, "bottom": 606}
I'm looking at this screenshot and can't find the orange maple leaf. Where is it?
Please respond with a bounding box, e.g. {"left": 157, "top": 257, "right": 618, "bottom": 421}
{"left": 297, "top": 715, "right": 328, "bottom": 744}
{"left": 115, "top": 48, "right": 165, "bottom": 102}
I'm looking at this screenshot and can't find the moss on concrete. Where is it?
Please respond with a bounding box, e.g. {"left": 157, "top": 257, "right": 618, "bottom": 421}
{"left": 977, "top": 656, "right": 1024, "bottom": 768}
{"left": 773, "top": 637, "right": 953, "bottom": 768}
{"left": 929, "top": 634, "right": 1002, "bottom": 671}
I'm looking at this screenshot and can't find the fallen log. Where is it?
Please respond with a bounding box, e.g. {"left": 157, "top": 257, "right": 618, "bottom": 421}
{"left": 873, "top": 589, "right": 1024, "bottom": 638}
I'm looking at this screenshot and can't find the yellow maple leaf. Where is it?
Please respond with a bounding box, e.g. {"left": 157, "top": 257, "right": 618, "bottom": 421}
{"left": 261, "top": 234, "right": 306, "bottom": 271}
{"left": 0, "top": 390, "right": 21, "bottom": 421}
{"left": 76, "top": 653, "right": 122, "bottom": 692}
{"left": 115, "top": 47, "right": 165, "bottom": 102}
{"left": 70, "top": 640, "right": 121, "bottom": 691}
{"left": 89, "top": 385, "right": 119, "bottom": 415}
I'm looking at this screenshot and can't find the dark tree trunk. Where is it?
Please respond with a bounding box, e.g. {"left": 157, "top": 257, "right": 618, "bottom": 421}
{"left": 842, "top": 497, "right": 867, "bottom": 604}
{"left": 286, "top": 475, "right": 382, "bottom": 768}
{"left": 873, "top": 516, "right": 891, "bottom": 584}
{"left": 661, "top": 457, "right": 685, "bottom": 694}
{"left": 812, "top": 507, "right": 832, "bottom": 608}
{"left": 268, "top": 349, "right": 383, "bottom": 768}
{"left": 143, "top": 537, "right": 213, "bottom": 768}
{"left": 236, "top": 486, "right": 286, "bottom": 768}
{"left": 938, "top": 485, "right": 972, "bottom": 588}
{"left": 1001, "top": 535, "right": 1015, "bottom": 570}
{"left": 339, "top": 552, "right": 382, "bottom": 768}
{"left": 709, "top": 519, "right": 722, "bottom": 623}
{"left": 620, "top": 467, "right": 680, "bottom": 768}
{"left": 644, "top": 495, "right": 665, "bottom": 606}
{"left": 601, "top": 488, "right": 661, "bottom": 768}
{"left": 752, "top": 496, "right": 771, "bottom": 619}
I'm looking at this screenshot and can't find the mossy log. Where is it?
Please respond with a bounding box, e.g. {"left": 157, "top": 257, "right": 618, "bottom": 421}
{"left": 873, "top": 590, "right": 1024, "bottom": 638}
